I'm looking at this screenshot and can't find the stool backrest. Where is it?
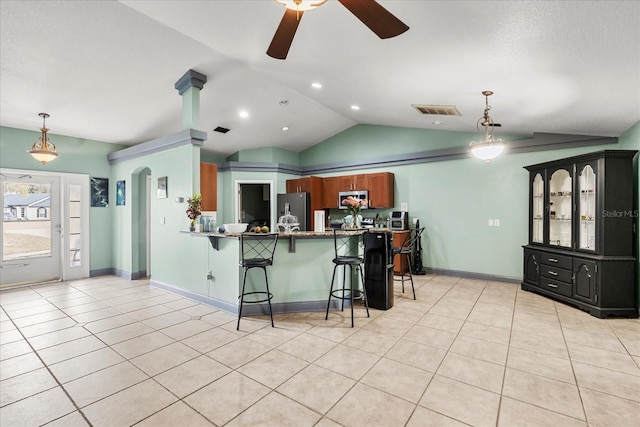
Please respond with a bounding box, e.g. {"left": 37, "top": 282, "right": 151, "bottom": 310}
{"left": 403, "top": 227, "right": 425, "bottom": 250}
{"left": 240, "top": 233, "right": 279, "bottom": 264}
{"left": 333, "top": 229, "right": 365, "bottom": 259}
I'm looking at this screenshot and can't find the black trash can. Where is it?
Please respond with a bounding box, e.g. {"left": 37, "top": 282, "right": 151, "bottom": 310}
{"left": 363, "top": 230, "right": 394, "bottom": 310}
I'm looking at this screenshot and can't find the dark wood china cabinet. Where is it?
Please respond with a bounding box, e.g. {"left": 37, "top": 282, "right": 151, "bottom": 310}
{"left": 522, "top": 150, "right": 638, "bottom": 318}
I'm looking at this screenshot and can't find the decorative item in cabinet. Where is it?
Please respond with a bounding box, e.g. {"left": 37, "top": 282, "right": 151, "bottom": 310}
{"left": 200, "top": 162, "right": 217, "bottom": 211}
{"left": 522, "top": 149, "right": 637, "bottom": 318}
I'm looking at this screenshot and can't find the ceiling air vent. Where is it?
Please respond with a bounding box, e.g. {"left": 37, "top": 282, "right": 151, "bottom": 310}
{"left": 411, "top": 104, "right": 461, "bottom": 116}
{"left": 213, "top": 126, "right": 230, "bottom": 134}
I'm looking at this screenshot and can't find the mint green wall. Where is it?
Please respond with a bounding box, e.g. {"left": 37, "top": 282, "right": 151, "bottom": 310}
{"left": 0, "top": 126, "right": 123, "bottom": 271}
{"left": 225, "top": 147, "right": 300, "bottom": 164}
{"left": 111, "top": 144, "right": 199, "bottom": 280}
{"left": 299, "top": 124, "right": 482, "bottom": 166}
{"left": 297, "top": 124, "right": 639, "bottom": 280}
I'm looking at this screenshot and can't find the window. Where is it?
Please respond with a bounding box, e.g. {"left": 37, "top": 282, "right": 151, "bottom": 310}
{"left": 37, "top": 207, "right": 47, "bottom": 218}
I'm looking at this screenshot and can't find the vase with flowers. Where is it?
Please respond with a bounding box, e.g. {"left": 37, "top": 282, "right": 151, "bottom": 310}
{"left": 186, "top": 193, "right": 202, "bottom": 232}
{"left": 341, "top": 196, "right": 368, "bottom": 228}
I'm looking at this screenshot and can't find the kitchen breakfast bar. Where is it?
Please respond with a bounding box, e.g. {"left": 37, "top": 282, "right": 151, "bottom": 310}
{"left": 174, "top": 229, "right": 398, "bottom": 319}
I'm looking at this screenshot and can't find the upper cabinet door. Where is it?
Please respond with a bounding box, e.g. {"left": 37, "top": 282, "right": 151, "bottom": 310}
{"left": 548, "top": 167, "right": 573, "bottom": 249}
{"left": 531, "top": 172, "right": 545, "bottom": 244}
{"left": 576, "top": 161, "right": 598, "bottom": 253}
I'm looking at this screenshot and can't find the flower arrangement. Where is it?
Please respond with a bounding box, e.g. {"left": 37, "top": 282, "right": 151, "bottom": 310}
{"left": 186, "top": 193, "right": 202, "bottom": 228}
{"left": 341, "top": 196, "right": 368, "bottom": 217}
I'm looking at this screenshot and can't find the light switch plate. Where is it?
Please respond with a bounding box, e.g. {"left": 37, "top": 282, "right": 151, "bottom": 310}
{"left": 488, "top": 219, "right": 494, "bottom": 227}
{"left": 160, "top": 216, "right": 165, "bottom": 224}
{"left": 494, "top": 219, "right": 501, "bottom": 227}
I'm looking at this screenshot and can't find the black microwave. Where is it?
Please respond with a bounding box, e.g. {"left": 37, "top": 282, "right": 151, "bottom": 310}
{"left": 338, "top": 190, "right": 369, "bottom": 209}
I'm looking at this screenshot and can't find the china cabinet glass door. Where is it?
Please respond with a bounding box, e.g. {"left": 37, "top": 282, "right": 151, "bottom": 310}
{"left": 548, "top": 168, "right": 572, "bottom": 248}
{"left": 577, "top": 163, "right": 597, "bottom": 251}
{"left": 532, "top": 173, "right": 544, "bottom": 243}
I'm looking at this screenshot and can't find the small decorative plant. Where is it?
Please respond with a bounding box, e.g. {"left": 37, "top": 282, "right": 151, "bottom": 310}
{"left": 341, "top": 196, "right": 368, "bottom": 227}
{"left": 186, "top": 193, "right": 202, "bottom": 230}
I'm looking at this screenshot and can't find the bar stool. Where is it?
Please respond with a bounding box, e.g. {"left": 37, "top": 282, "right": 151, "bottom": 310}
{"left": 237, "top": 232, "right": 279, "bottom": 330}
{"left": 392, "top": 227, "right": 424, "bottom": 300}
{"left": 325, "top": 229, "right": 369, "bottom": 327}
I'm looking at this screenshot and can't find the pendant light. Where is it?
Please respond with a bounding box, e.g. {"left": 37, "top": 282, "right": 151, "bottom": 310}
{"left": 469, "top": 91, "right": 505, "bottom": 162}
{"left": 28, "top": 113, "right": 58, "bottom": 165}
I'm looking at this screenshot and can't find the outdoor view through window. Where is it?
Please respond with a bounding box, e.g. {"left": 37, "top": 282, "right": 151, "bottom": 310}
{"left": 3, "top": 181, "right": 52, "bottom": 260}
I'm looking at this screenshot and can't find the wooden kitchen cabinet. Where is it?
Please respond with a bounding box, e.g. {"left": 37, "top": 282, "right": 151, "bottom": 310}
{"left": 200, "top": 162, "right": 217, "bottom": 211}
{"left": 365, "top": 172, "right": 394, "bottom": 208}
{"left": 285, "top": 176, "right": 324, "bottom": 230}
{"left": 393, "top": 231, "right": 411, "bottom": 274}
{"left": 322, "top": 172, "right": 395, "bottom": 209}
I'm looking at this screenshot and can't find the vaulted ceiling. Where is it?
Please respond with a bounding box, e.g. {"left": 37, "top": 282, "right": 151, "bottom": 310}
{"left": 1, "top": 1, "right": 638, "bottom": 157}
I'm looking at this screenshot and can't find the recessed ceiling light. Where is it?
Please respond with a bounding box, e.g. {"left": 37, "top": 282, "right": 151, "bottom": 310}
{"left": 351, "top": 105, "right": 360, "bottom": 111}
{"left": 311, "top": 82, "right": 322, "bottom": 89}
{"left": 281, "top": 126, "right": 289, "bottom": 131}
{"left": 279, "top": 100, "right": 289, "bottom": 106}
{"left": 239, "top": 110, "right": 249, "bottom": 118}
{"left": 432, "top": 121, "right": 443, "bottom": 125}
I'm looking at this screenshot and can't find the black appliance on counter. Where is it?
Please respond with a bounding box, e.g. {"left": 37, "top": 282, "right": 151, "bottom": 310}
{"left": 363, "top": 230, "right": 394, "bottom": 310}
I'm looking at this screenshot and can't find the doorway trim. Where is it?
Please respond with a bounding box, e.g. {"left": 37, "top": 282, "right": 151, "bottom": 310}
{"left": 234, "top": 180, "right": 275, "bottom": 229}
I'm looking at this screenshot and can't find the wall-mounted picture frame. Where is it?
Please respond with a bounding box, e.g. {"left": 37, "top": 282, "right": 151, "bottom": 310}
{"left": 90, "top": 177, "right": 109, "bottom": 207}
{"left": 157, "top": 176, "right": 167, "bottom": 199}
{"left": 116, "top": 180, "right": 126, "bottom": 206}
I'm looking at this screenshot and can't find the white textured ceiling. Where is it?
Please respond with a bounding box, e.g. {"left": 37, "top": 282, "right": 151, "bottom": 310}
{"left": 1, "top": 1, "right": 638, "bottom": 157}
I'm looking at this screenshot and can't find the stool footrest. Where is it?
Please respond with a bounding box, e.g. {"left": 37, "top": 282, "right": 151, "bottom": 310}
{"left": 330, "top": 289, "right": 366, "bottom": 301}
{"left": 239, "top": 291, "right": 273, "bottom": 304}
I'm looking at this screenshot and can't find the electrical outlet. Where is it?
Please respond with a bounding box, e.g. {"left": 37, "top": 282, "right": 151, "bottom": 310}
{"left": 401, "top": 202, "right": 408, "bottom": 212}
{"left": 488, "top": 219, "right": 494, "bottom": 227}
{"left": 494, "top": 219, "right": 501, "bottom": 227}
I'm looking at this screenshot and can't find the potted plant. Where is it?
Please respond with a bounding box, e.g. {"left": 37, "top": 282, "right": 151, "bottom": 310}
{"left": 186, "top": 193, "right": 202, "bottom": 232}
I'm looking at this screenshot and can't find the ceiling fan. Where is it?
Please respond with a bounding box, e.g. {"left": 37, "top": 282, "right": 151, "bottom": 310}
{"left": 267, "top": 0, "right": 409, "bottom": 59}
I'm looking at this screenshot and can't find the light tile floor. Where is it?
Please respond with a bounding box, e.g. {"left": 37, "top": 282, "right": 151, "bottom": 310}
{"left": 1, "top": 274, "right": 639, "bottom": 426}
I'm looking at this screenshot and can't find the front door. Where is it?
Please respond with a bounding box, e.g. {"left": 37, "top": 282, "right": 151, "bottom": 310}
{"left": 1, "top": 173, "right": 61, "bottom": 287}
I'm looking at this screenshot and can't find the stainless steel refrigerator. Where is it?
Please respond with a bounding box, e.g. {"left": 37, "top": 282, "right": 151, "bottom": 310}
{"left": 277, "top": 193, "right": 311, "bottom": 231}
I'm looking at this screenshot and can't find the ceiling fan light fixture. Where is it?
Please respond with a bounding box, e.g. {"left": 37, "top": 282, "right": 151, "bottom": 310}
{"left": 469, "top": 91, "right": 505, "bottom": 162}
{"left": 274, "top": 0, "right": 327, "bottom": 12}
{"left": 28, "top": 113, "right": 58, "bottom": 165}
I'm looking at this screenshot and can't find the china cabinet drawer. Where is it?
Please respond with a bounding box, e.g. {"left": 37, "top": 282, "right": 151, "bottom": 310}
{"left": 540, "top": 278, "right": 572, "bottom": 298}
{"left": 540, "top": 265, "right": 572, "bottom": 283}
{"left": 540, "top": 253, "right": 572, "bottom": 270}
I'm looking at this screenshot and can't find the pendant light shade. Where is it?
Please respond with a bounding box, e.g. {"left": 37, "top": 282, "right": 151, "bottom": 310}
{"left": 28, "top": 113, "right": 58, "bottom": 165}
{"left": 469, "top": 91, "right": 505, "bottom": 162}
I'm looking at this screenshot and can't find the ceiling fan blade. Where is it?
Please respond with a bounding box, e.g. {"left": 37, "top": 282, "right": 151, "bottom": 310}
{"left": 267, "top": 9, "right": 303, "bottom": 60}
{"left": 338, "top": 0, "right": 409, "bottom": 39}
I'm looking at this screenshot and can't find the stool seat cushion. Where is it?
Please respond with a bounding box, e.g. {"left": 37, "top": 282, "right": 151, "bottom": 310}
{"left": 241, "top": 258, "right": 273, "bottom": 267}
{"left": 333, "top": 256, "right": 364, "bottom": 265}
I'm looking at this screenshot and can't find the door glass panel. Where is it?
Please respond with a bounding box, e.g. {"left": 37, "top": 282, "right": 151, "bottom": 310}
{"left": 69, "top": 184, "right": 82, "bottom": 267}
{"left": 532, "top": 173, "right": 544, "bottom": 243}
{"left": 578, "top": 165, "right": 596, "bottom": 250}
{"left": 549, "top": 169, "right": 572, "bottom": 247}
{"left": 3, "top": 181, "right": 52, "bottom": 260}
